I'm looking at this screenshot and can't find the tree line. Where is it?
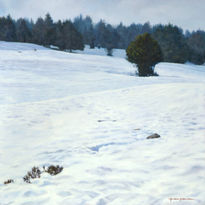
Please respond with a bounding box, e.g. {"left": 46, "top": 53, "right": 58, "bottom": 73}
{"left": 0, "top": 14, "right": 84, "bottom": 51}
{"left": 0, "top": 14, "right": 205, "bottom": 64}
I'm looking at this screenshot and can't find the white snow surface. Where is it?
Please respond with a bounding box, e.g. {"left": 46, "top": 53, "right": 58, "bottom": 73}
{"left": 0, "top": 41, "right": 205, "bottom": 205}
{"left": 75, "top": 45, "right": 126, "bottom": 58}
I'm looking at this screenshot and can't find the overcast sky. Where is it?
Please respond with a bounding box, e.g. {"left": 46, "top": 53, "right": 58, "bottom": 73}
{"left": 0, "top": 0, "right": 204, "bottom": 31}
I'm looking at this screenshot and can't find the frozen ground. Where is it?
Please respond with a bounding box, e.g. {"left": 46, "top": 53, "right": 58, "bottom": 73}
{"left": 0, "top": 41, "right": 205, "bottom": 205}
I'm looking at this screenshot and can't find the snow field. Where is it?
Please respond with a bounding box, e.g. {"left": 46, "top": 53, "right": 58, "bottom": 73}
{"left": 0, "top": 42, "right": 205, "bottom": 205}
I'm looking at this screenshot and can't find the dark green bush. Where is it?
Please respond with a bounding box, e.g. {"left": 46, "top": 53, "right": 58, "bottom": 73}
{"left": 126, "top": 33, "right": 163, "bottom": 76}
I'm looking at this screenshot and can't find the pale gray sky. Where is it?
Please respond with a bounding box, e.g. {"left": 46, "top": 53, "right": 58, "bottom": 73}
{"left": 0, "top": 0, "right": 204, "bottom": 31}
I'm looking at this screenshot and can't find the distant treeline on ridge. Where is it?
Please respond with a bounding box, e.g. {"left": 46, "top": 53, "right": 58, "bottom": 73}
{"left": 0, "top": 13, "right": 204, "bottom": 64}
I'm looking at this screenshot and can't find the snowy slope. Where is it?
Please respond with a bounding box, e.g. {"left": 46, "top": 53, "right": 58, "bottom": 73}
{"left": 75, "top": 45, "right": 126, "bottom": 58}
{"left": 0, "top": 42, "right": 205, "bottom": 205}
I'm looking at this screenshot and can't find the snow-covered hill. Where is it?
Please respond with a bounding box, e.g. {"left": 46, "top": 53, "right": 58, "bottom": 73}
{"left": 0, "top": 42, "right": 205, "bottom": 205}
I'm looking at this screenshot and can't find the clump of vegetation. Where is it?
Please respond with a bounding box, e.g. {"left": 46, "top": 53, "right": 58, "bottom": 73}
{"left": 23, "top": 165, "right": 63, "bottom": 184}
{"left": 4, "top": 179, "right": 14, "bottom": 185}
{"left": 3, "top": 165, "right": 64, "bottom": 185}
{"left": 23, "top": 166, "right": 41, "bottom": 183}
{"left": 43, "top": 165, "right": 63, "bottom": 176}
{"left": 126, "top": 33, "right": 163, "bottom": 76}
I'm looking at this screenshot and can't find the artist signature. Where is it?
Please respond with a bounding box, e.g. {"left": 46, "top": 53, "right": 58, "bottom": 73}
{"left": 169, "top": 197, "right": 194, "bottom": 202}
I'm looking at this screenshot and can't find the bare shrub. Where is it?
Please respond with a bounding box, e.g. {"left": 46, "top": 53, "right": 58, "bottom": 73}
{"left": 4, "top": 179, "right": 14, "bottom": 184}
{"left": 23, "top": 166, "right": 41, "bottom": 183}
{"left": 23, "top": 165, "right": 63, "bottom": 183}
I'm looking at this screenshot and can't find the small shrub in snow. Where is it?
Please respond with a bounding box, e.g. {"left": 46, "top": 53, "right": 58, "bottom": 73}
{"left": 4, "top": 179, "right": 14, "bottom": 185}
{"left": 43, "top": 165, "right": 63, "bottom": 176}
{"left": 23, "top": 166, "right": 41, "bottom": 183}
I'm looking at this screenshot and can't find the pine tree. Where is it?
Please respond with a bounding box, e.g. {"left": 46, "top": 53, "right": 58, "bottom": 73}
{"left": 73, "top": 15, "right": 94, "bottom": 48}
{"left": 152, "top": 24, "right": 189, "bottom": 63}
{"left": 44, "top": 13, "right": 56, "bottom": 46}
{"left": 187, "top": 30, "right": 205, "bottom": 64}
{"left": 54, "top": 20, "right": 64, "bottom": 50}
{"left": 32, "top": 17, "right": 46, "bottom": 45}
{"left": 16, "top": 18, "right": 32, "bottom": 42}
{"left": 126, "top": 33, "right": 163, "bottom": 76}
{"left": 0, "top": 15, "right": 16, "bottom": 41}
{"left": 54, "top": 20, "right": 84, "bottom": 51}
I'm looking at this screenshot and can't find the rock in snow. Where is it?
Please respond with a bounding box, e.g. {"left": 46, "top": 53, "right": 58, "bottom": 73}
{"left": 147, "top": 133, "right": 161, "bottom": 139}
